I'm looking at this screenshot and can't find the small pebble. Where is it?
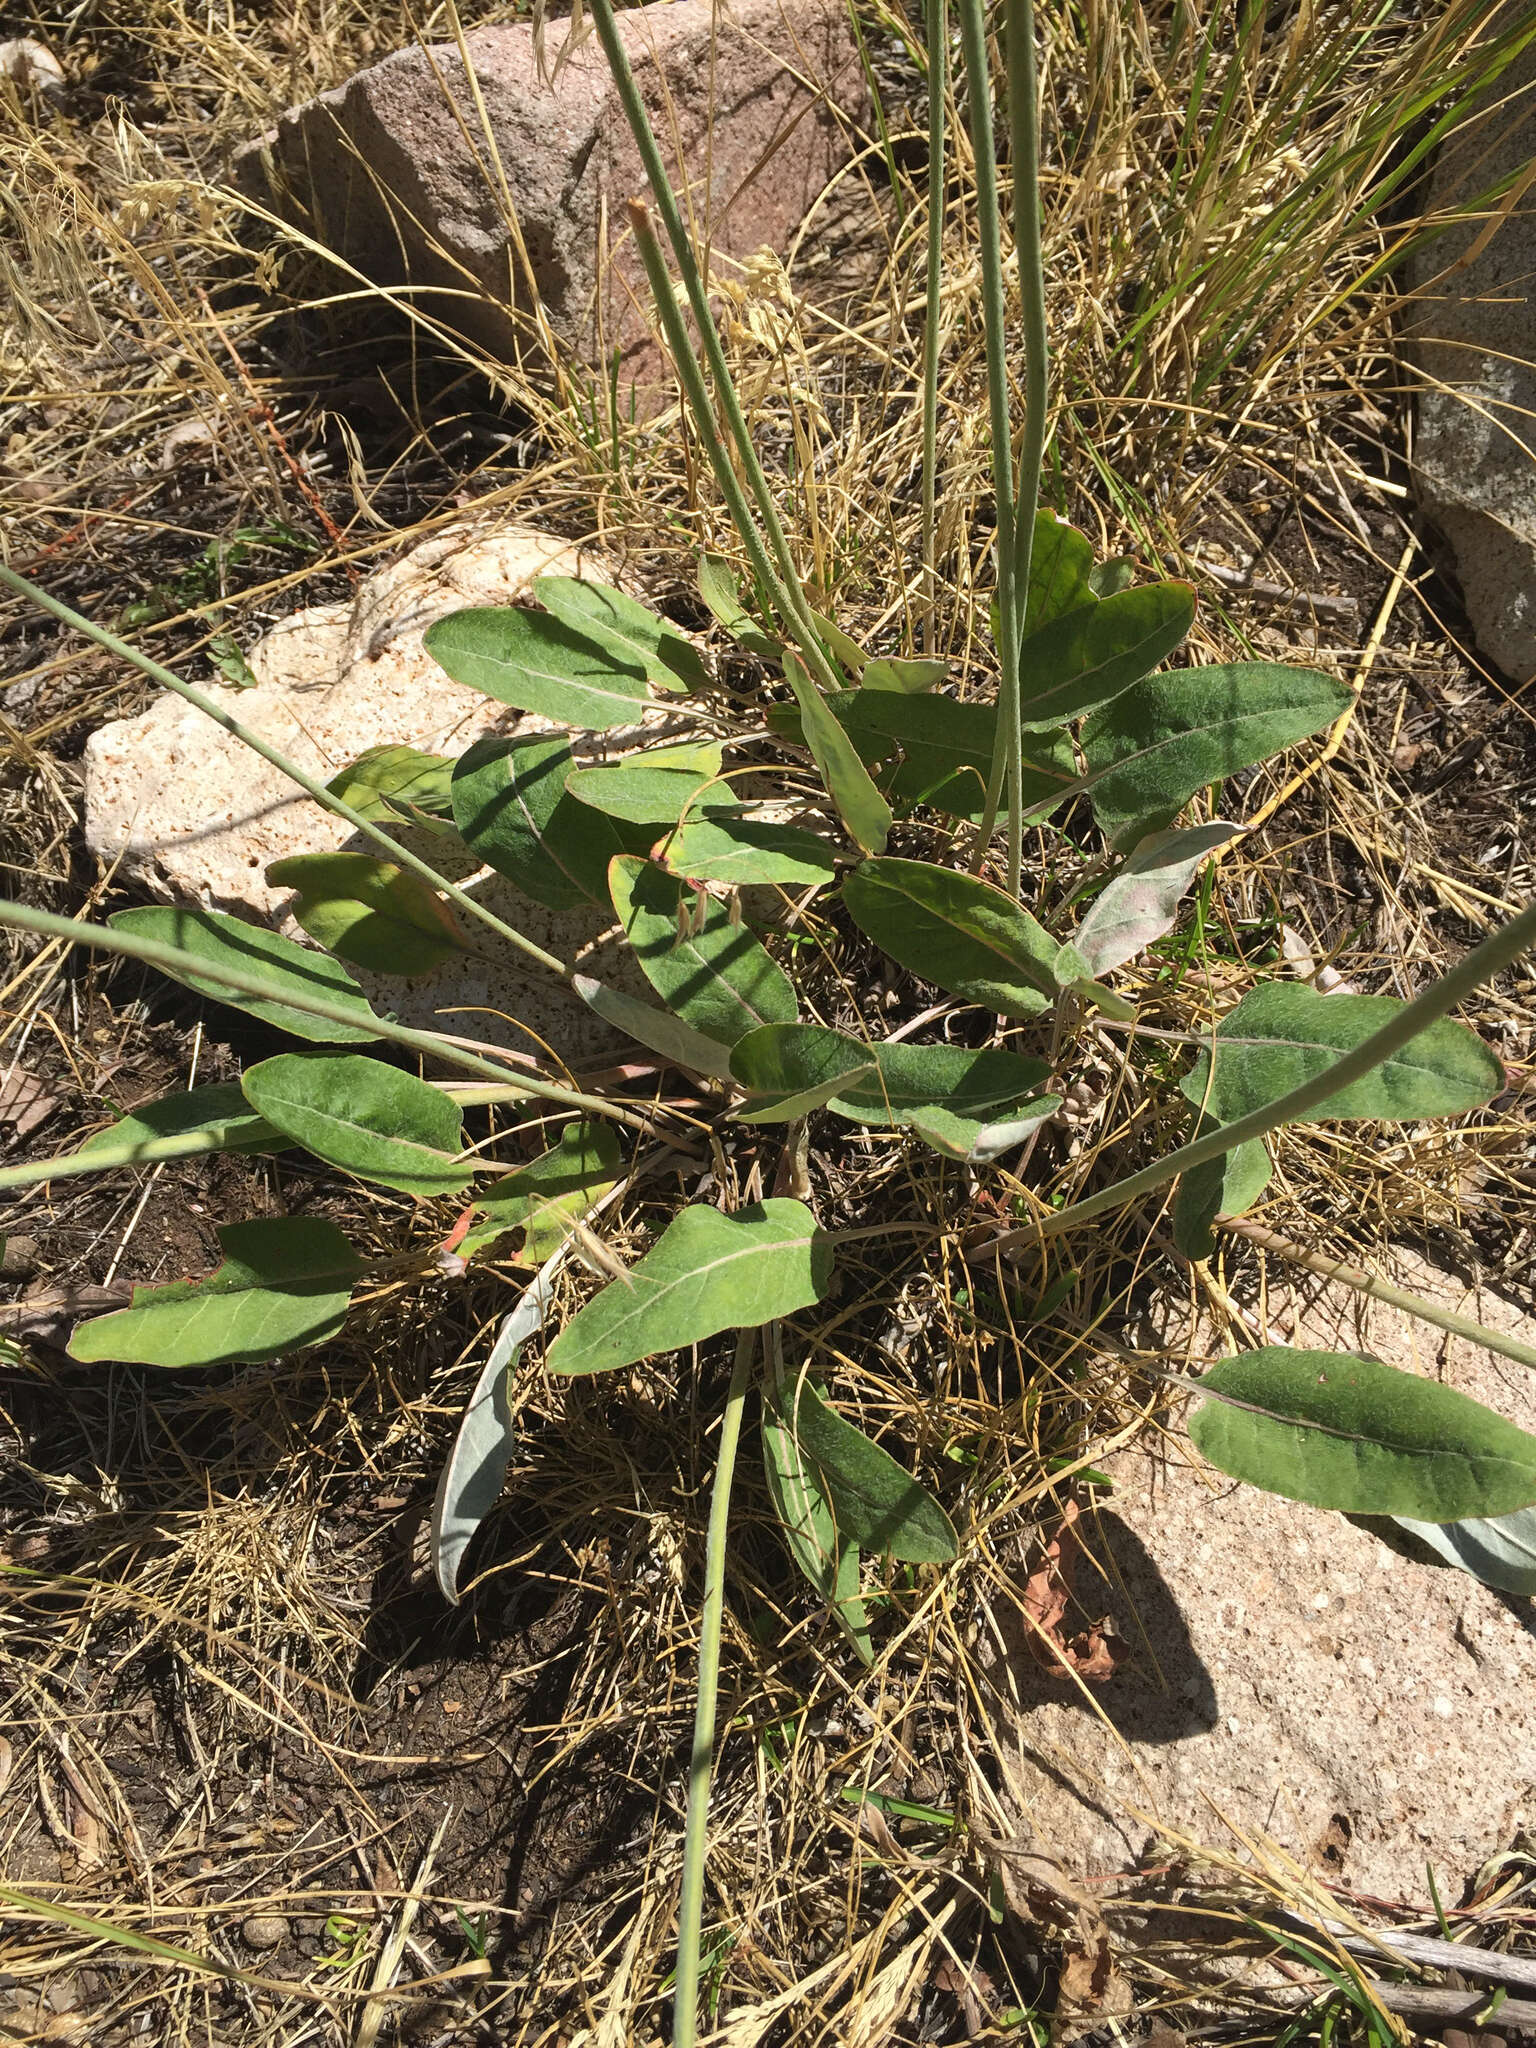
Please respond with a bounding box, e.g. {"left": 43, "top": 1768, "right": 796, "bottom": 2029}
{"left": 241, "top": 1913, "right": 289, "bottom": 1951}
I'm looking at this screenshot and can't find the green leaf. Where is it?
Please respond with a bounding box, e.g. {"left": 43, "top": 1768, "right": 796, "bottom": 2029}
{"left": 808, "top": 608, "right": 869, "bottom": 678}
{"left": 783, "top": 653, "right": 892, "bottom": 854}
{"left": 1394, "top": 1506, "right": 1536, "bottom": 1595}
{"left": 1190, "top": 1347, "right": 1536, "bottom": 1519}
{"left": 1071, "top": 822, "right": 1239, "bottom": 978}
{"left": 108, "top": 907, "right": 381, "bottom": 1044}
{"left": 207, "top": 633, "right": 258, "bottom": 690}
{"left": 69, "top": 1217, "right": 361, "bottom": 1368}
{"left": 698, "top": 554, "right": 779, "bottom": 657}
{"left": 76, "top": 1083, "right": 284, "bottom": 1161}
{"left": 1015, "top": 581, "right": 1195, "bottom": 730}
{"left": 570, "top": 973, "right": 736, "bottom": 1079}
{"left": 450, "top": 735, "right": 647, "bottom": 911}
{"left": 841, "top": 858, "right": 1058, "bottom": 1019}
{"left": 729, "top": 1025, "right": 877, "bottom": 1122}
{"left": 731, "top": 1025, "right": 1054, "bottom": 1133}
{"left": 463, "top": 1120, "right": 622, "bottom": 1262}
{"left": 1081, "top": 662, "right": 1354, "bottom": 849}
{"left": 327, "top": 745, "right": 457, "bottom": 834}
{"left": 658, "top": 816, "right": 838, "bottom": 888}
{"left": 766, "top": 1373, "right": 957, "bottom": 1562}
{"left": 761, "top": 1401, "right": 873, "bottom": 1661}
{"left": 266, "top": 853, "right": 471, "bottom": 976}
{"left": 1087, "top": 556, "right": 1137, "bottom": 599}
{"left": 432, "top": 1292, "right": 534, "bottom": 1604}
{"left": 1180, "top": 982, "right": 1503, "bottom": 1128}
{"left": 836, "top": 692, "right": 1075, "bottom": 822}
{"left": 1023, "top": 509, "right": 1096, "bottom": 636}
{"left": 564, "top": 764, "right": 739, "bottom": 826}
{"left": 905, "top": 1095, "right": 1060, "bottom": 1162}
{"left": 424, "top": 605, "right": 652, "bottom": 729}
{"left": 1172, "top": 1129, "right": 1274, "bottom": 1260}
{"left": 533, "top": 574, "right": 706, "bottom": 692}
{"left": 608, "top": 856, "right": 797, "bottom": 1046}
{"left": 862, "top": 656, "right": 948, "bottom": 693}
{"left": 241, "top": 1053, "right": 471, "bottom": 1197}
{"left": 546, "top": 1198, "right": 834, "bottom": 1375}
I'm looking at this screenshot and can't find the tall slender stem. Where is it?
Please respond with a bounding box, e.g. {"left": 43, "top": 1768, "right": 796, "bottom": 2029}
{"left": 1005, "top": 0, "right": 1050, "bottom": 898}
{"left": 672, "top": 1329, "right": 756, "bottom": 2048}
{"left": 0, "top": 563, "right": 571, "bottom": 982}
{"left": 958, "top": 0, "right": 1019, "bottom": 873}
{"left": 980, "top": 894, "right": 1536, "bottom": 1256}
{"left": 920, "top": 0, "right": 949, "bottom": 658}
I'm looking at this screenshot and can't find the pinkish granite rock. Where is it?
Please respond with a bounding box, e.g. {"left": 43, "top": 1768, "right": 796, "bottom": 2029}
{"left": 237, "top": 0, "right": 871, "bottom": 403}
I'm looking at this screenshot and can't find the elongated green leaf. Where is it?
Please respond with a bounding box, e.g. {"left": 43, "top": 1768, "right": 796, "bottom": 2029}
{"left": 1081, "top": 662, "right": 1353, "bottom": 849}
{"left": 906, "top": 1095, "right": 1060, "bottom": 1162}
{"left": 862, "top": 656, "right": 948, "bottom": 693}
{"left": 570, "top": 973, "right": 735, "bottom": 1079}
{"left": 608, "top": 856, "right": 797, "bottom": 1046}
{"left": 547, "top": 1198, "right": 834, "bottom": 1375}
{"left": 533, "top": 574, "right": 706, "bottom": 692}
{"left": 565, "top": 764, "right": 739, "bottom": 826}
{"left": 1190, "top": 1347, "right": 1536, "bottom": 1519}
{"left": 77, "top": 1083, "right": 284, "bottom": 1161}
{"left": 768, "top": 1373, "right": 957, "bottom": 1562}
{"left": 659, "top": 816, "right": 838, "bottom": 888}
{"left": 698, "top": 554, "right": 779, "bottom": 657}
{"left": 729, "top": 1025, "right": 877, "bottom": 1122}
{"left": 69, "top": 1216, "right": 361, "bottom": 1367}
{"left": 841, "top": 858, "right": 1057, "bottom": 1019}
{"left": 432, "top": 1293, "right": 532, "bottom": 1604}
{"left": 1087, "top": 556, "right": 1137, "bottom": 598}
{"left": 1023, "top": 508, "right": 1096, "bottom": 635}
{"left": 108, "top": 907, "right": 381, "bottom": 1043}
{"left": 1016, "top": 581, "right": 1195, "bottom": 730}
{"left": 463, "top": 1120, "right": 622, "bottom": 1262}
{"left": 1172, "top": 1128, "right": 1274, "bottom": 1259}
{"left": 731, "top": 1025, "right": 1054, "bottom": 1133}
{"left": 1072, "top": 822, "right": 1239, "bottom": 978}
{"left": 761, "top": 1401, "right": 873, "bottom": 1661}
{"left": 808, "top": 608, "right": 869, "bottom": 677}
{"left": 450, "top": 735, "right": 647, "bottom": 910}
{"left": 242, "top": 1053, "right": 470, "bottom": 1197}
{"left": 783, "top": 653, "right": 891, "bottom": 854}
{"left": 327, "top": 745, "right": 457, "bottom": 834}
{"left": 266, "top": 853, "right": 470, "bottom": 976}
{"left": 424, "top": 605, "right": 652, "bottom": 729}
{"left": 1394, "top": 1506, "right": 1536, "bottom": 1594}
{"left": 1180, "top": 982, "right": 1503, "bottom": 1128}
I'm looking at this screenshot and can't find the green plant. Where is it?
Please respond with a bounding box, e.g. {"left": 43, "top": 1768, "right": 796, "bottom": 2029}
{"left": 4, "top": 1, "right": 1536, "bottom": 2042}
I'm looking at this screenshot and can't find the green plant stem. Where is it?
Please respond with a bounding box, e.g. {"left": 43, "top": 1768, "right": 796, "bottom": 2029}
{"left": 1219, "top": 1216, "right": 1536, "bottom": 1375}
{"left": 920, "top": 0, "right": 948, "bottom": 659}
{"left": 0, "top": 898, "right": 658, "bottom": 1135}
{"left": 958, "top": 0, "right": 1020, "bottom": 874}
{"left": 0, "top": 562, "right": 570, "bottom": 982}
{"left": 980, "top": 893, "right": 1536, "bottom": 1257}
{"left": 672, "top": 1327, "right": 755, "bottom": 2048}
{"left": 584, "top": 0, "right": 841, "bottom": 695}
{"left": 1004, "top": 0, "right": 1050, "bottom": 899}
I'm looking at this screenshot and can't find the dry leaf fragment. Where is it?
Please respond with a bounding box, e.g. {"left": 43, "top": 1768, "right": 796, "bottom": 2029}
{"left": 0, "top": 1066, "right": 58, "bottom": 1142}
{"left": 1019, "top": 1501, "right": 1125, "bottom": 1682}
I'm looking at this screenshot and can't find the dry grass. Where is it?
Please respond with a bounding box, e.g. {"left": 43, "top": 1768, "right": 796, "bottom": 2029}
{"left": 1, "top": 0, "right": 1535, "bottom": 2042}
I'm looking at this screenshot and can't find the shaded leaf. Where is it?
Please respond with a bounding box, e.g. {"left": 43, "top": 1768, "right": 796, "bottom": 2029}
{"left": 1081, "top": 662, "right": 1353, "bottom": 849}
{"left": 108, "top": 907, "right": 381, "bottom": 1044}
{"left": 767, "top": 1372, "right": 957, "bottom": 1562}
{"left": 783, "top": 652, "right": 891, "bottom": 854}
{"left": 658, "top": 816, "right": 838, "bottom": 888}
{"left": 1071, "top": 822, "right": 1240, "bottom": 978}
{"left": 564, "top": 763, "right": 738, "bottom": 826}
{"left": 266, "top": 852, "right": 470, "bottom": 976}
{"left": 1171, "top": 1129, "right": 1274, "bottom": 1260}
{"left": 1016, "top": 581, "right": 1195, "bottom": 730}
{"left": 533, "top": 574, "right": 706, "bottom": 691}
{"left": 69, "top": 1217, "right": 361, "bottom": 1368}
{"left": 1180, "top": 982, "right": 1503, "bottom": 1127}
{"left": 906, "top": 1095, "right": 1061, "bottom": 1162}
{"left": 570, "top": 973, "right": 736, "bottom": 1079}
{"left": 242, "top": 1053, "right": 471, "bottom": 1197}
{"left": 451, "top": 734, "right": 646, "bottom": 910}
{"left": 731, "top": 1025, "right": 1055, "bottom": 1136}
{"left": 1394, "top": 1505, "right": 1536, "bottom": 1595}
{"left": 327, "top": 745, "right": 457, "bottom": 834}
{"left": 424, "top": 605, "right": 652, "bottom": 729}
{"left": 431, "top": 1292, "right": 532, "bottom": 1604}
{"left": 808, "top": 608, "right": 868, "bottom": 678}
{"left": 608, "top": 856, "right": 797, "bottom": 1046}
{"left": 77, "top": 1083, "right": 284, "bottom": 1161}
{"left": 1190, "top": 1347, "right": 1536, "bottom": 1519}
{"left": 698, "top": 554, "right": 779, "bottom": 657}
{"left": 547, "top": 1198, "right": 834, "bottom": 1375}
{"left": 729, "top": 1025, "right": 877, "bottom": 1122}
{"left": 1087, "top": 556, "right": 1137, "bottom": 598}
{"left": 841, "top": 858, "right": 1058, "bottom": 1019}
{"left": 1023, "top": 509, "right": 1097, "bottom": 636}
{"left": 761, "top": 1401, "right": 873, "bottom": 1661}
{"left": 463, "top": 1120, "right": 622, "bottom": 1262}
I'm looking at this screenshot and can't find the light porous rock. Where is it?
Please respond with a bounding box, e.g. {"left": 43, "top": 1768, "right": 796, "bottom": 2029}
{"left": 1410, "top": 18, "right": 1536, "bottom": 680}
{"left": 993, "top": 1252, "right": 1536, "bottom": 1905}
{"left": 234, "top": 0, "right": 870, "bottom": 403}
{"left": 82, "top": 522, "right": 688, "bottom": 1063}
